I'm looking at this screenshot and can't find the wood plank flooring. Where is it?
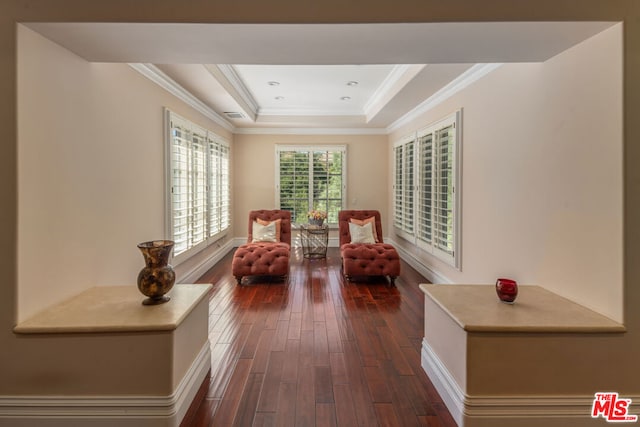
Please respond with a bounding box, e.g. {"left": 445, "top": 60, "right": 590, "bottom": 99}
{"left": 183, "top": 247, "right": 456, "bottom": 427}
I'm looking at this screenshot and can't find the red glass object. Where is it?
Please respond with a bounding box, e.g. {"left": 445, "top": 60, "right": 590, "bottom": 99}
{"left": 495, "top": 278, "right": 518, "bottom": 304}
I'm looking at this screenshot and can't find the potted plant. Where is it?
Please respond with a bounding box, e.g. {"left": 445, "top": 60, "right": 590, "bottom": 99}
{"left": 307, "top": 210, "right": 327, "bottom": 226}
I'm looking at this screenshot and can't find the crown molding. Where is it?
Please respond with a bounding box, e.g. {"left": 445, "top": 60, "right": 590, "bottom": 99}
{"left": 234, "top": 127, "right": 387, "bottom": 135}
{"left": 131, "top": 62, "right": 500, "bottom": 136}
{"left": 364, "top": 64, "right": 426, "bottom": 122}
{"left": 258, "top": 108, "right": 362, "bottom": 116}
{"left": 128, "top": 63, "right": 235, "bottom": 132}
{"left": 206, "top": 64, "right": 259, "bottom": 121}
{"left": 387, "top": 63, "right": 502, "bottom": 133}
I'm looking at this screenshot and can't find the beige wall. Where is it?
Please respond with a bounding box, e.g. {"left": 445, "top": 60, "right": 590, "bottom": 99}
{"left": 16, "top": 25, "right": 233, "bottom": 322}
{"left": 233, "top": 133, "right": 388, "bottom": 238}
{"left": 389, "top": 25, "right": 624, "bottom": 322}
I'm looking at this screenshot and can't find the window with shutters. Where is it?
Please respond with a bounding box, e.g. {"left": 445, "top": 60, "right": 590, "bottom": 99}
{"left": 276, "top": 145, "right": 346, "bottom": 225}
{"left": 393, "top": 138, "right": 415, "bottom": 240}
{"left": 393, "top": 110, "right": 461, "bottom": 268}
{"left": 166, "top": 110, "right": 230, "bottom": 263}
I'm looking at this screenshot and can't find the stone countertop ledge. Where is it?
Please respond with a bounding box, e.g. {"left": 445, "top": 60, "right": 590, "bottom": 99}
{"left": 420, "top": 284, "right": 625, "bottom": 333}
{"left": 14, "top": 284, "right": 212, "bottom": 334}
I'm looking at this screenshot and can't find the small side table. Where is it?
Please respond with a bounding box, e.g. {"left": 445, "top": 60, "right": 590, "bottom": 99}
{"left": 299, "top": 224, "right": 329, "bottom": 259}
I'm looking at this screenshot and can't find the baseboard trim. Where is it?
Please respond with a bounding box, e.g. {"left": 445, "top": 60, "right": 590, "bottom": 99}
{"left": 178, "top": 239, "right": 235, "bottom": 284}
{"left": 0, "top": 342, "right": 211, "bottom": 427}
{"left": 421, "top": 338, "right": 466, "bottom": 425}
{"left": 421, "top": 338, "right": 640, "bottom": 426}
{"left": 388, "top": 239, "right": 452, "bottom": 284}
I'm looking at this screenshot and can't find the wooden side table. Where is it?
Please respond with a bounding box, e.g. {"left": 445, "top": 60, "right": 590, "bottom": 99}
{"left": 299, "top": 223, "right": 329, "bottom": 259}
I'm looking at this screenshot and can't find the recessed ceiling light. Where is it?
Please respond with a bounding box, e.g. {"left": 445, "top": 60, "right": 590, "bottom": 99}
{"left": 268, "top": 81, "right": 280, "bottom": 86}
{"left": 347, "top": 81, "right": 359, "bottom": 86}
{"left": 340, "top": 96, "right": 351, "bottom": 101}
{"left": 275, "top": 96, "right": 285, "bottom": 100}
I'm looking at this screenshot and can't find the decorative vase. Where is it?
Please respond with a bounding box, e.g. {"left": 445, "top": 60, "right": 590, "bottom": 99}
{"left": 309, "top": 218, "right": 324, "bottom": 226}
{"left": 137, "top": 240, "right": 176, "bottom": 305}
{"left": 495, "top": 278, "right": 518, "bottom": 304}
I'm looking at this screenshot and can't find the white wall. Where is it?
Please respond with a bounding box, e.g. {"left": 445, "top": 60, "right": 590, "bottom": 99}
{"left": 389, "top": 24, "right": 623, "bottom": 321}
{"left": 17, "top": 25, "right": 232, "bottom": 322}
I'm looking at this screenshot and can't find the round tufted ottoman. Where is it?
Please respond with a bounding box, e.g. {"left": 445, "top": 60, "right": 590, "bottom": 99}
{"left": 340, "top": 243, "right": 401, "bottom": 285}
{"left": 232, "top": 242, "right": 290, "bottom": 284}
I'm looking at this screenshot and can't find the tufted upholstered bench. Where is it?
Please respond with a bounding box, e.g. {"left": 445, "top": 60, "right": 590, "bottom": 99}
{"left": 339, "top": 210, "right": 401, "bottom": 285}
{"left": 232, "top": 210, "right": 291, "bottom": 285}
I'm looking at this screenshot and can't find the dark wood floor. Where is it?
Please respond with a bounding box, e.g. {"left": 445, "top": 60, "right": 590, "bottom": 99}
{"left": 183, "top": 247, "right": 456, "bottom": 427}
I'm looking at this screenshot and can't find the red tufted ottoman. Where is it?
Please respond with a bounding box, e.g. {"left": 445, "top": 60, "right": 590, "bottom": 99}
{"left": 232, "top": 210, "right": 292, "bottom": 285}
{"left": 341, "top": 243, "right": 401, "bottom": 284}
{"left": 338, "top": 210, "right": 401, "bottom": 285}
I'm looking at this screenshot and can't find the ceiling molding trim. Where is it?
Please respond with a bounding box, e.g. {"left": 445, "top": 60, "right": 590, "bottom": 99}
{"left": 234, "top": 127, "right": 388, "bottom": 135}
{"left": 363, "top": 64, "right": 426, "bottom": 122}
{"left": 128, "top": 63, "right": 234, "bottom": 132}
{"left": 207, "top": 65, "right": 259, "bottom": 121}
{"left": 387, "top": 63, "right": 503, "bottom": 133}
{"left": 258, "top": 108, "right": 362, "bottom": 116}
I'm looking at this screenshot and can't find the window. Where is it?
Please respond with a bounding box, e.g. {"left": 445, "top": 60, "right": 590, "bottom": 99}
{"left": 393, "top": 110, "right": 461, "bottom": 268}
{"left": 276, "top": 145, "right": 346, "bottom": 224}
{"left": 393, "top": 138, "right": 414, "bottom": 237}
{"left": 166, "top": 110, "right": 230, "bottom": 263}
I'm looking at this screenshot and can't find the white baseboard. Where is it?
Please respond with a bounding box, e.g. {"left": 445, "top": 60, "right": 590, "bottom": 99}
{"left": 421, "top": 338, "right": 465, "bottom": 425}
{"left": 178, "top": 239, "right": 235, "bottom": 284}
{"left": 421, "top": 338, "right": 640, "bottom": 427}
{"left": 232, "top": 237, "right": 247, "bottom": 247}
{"left": 388, "top": 238, "right": 452, "bottom": 284}
{"left": 0, "top": 342, "right": 211, "bottom": 427}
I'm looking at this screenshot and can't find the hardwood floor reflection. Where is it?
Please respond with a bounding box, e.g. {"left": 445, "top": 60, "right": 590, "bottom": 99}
{"left": 183, "top": 247, "right": 456, "bottom": 427}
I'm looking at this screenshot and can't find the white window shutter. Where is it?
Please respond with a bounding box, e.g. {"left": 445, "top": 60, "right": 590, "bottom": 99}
{"left": 434, "top": 124, "right": 455, "bottom": 256}
{"left": 403, "top": 140, "right": 415, "bottom": 234}
{"left": 394, "top": 145, "right": 404, "bottom": 230}
{"left": 190, "top": 127, "right": 208, "bottom": 248}
{"left": 393, "top": 110, "right": 461, "bottom": 268}
{"left": 170, "top": 117, "right": 190, "bottom": 255}
{"left": 418, "top": 133, "right": 433, "bottom": 245}
{"left": 277, "top": 146, "right": 346, "bottom": 224}
{"left": 167, "top": 110, "right": 231, "bottom": 262}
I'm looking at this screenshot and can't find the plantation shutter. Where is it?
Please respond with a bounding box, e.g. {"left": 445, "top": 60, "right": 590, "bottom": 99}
{"left": 208, "top": 137, "right": 220, "bottom": 237}
{"left": 393, "top": 140, "right": 415, "bottom": 236}
{"left": 403, "top": 140, "right": 415, "bottom": 234}
{"left": 394, "top": 145, "right": 404, "bottom": 229}
{"left": 167, "top": 110, "right": 230, "bottom": 260}
{"left": 220, "top": 144, "right": 230, "bottom": 231}
{"left": 417, "top": 133, "right": 433, "bottom": 244}
{"left": 206, "top": 138, "right": 230, "bottom": 238}
{"left": 277, "top": 146, "right": 346, "bottom": 224}
{"left": 402, "top": 141, "right": 415, "bottom": 234}
{"left": 434, "top": 124, "right": 455, "bottom": 255}
{"left": 190, "top": 125, "right": 208, "bottom": 249}
{"left": 278, "top": 150, "right": 310, "bottom": 224}
{"left": 170, "top": 116, "right": 190, "bottom": 255}
{"left": 312, "top": 150, "right": 344, "bottom": 224}
{"left": 392, "top": 110, "right": 460, "bottom": 268}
